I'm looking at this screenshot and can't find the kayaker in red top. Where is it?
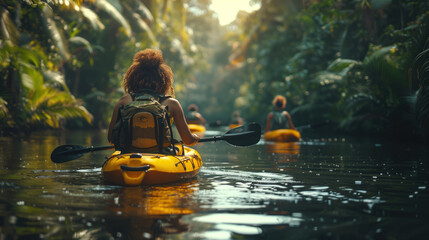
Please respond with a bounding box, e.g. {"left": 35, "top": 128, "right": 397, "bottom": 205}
{"left": 107, "top": 49, "right": 200, "bottom": 147}
{"left": 265, "top": 95, "right": 296, "bottom": 133}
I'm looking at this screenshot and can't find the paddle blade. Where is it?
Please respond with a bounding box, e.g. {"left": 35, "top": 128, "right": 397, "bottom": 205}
{"left": 224, "top": 122, "right": 261, "bottom": 146}
{"left": 51, "top": 145, "right": 89, "bottom": 163}
{"left": 51, "top": 145, "right": 114, "bottom": 163}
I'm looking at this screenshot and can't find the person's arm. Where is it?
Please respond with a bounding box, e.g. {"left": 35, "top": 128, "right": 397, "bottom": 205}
{"left": 107, "top": 94, "right": 131, "bottom": 143}
{"left": 265, "top": 113, "right": 273, "bottom": 133}
{"left": 284, "top": 111, "right": 296, "bottom": 130}
{"left": 166, "top": 98, "right": 200, "bottom": 145}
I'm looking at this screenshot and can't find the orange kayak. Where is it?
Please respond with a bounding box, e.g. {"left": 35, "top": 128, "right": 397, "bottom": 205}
{"left": 264, "top": 129, "right": 301, "bottom": 142}
{"left": 228, "top": 124, "right": 242, "bottom": 129}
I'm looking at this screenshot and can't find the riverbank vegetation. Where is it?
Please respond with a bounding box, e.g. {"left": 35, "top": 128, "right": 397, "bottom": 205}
{"left": 1, "top": 0, "right": 428, "bottom": 141}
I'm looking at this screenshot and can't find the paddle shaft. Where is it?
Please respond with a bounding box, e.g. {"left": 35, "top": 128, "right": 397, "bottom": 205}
{"left": 56, "top": 145, "right": 114, "bottom": 156}
{"left": 198, "top": 131, "right": 255, "bottom": 143}
{"left": 51, "top": 122, "right": 261, "bottom": 163}
{"left": 198, "top": 135, "right": 225, "bottom": 143}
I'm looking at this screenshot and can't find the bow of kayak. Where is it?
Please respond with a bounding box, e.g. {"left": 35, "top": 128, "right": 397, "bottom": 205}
{"left": 102, "top": 145, "right": 202, "bottom": 186}
{"left": 228, "top": 124, "right": 242, "bottom": 129}
{"left": 264, "top": 129, "right": 301, "bottom": 142}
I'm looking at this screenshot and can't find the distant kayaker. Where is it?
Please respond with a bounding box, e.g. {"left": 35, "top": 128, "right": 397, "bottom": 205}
{"left": 265, "top": 95, "right": 296, "bottom": 133}
{"left": 231, "top": 111, "right": 244, "bottom": 125}
{"left": 107, "top": 49, "right": 200, "bottom": 149}
{"left": 229, "top": 111, "right": 244, "bottom": 129}
{"left": 186, "top": 104, "right": 206, "bottom": 126}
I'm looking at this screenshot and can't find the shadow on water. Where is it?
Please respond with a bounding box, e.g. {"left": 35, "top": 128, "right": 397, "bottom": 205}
{"left": 0, "top": 128, "right": 428, "bottom": 239}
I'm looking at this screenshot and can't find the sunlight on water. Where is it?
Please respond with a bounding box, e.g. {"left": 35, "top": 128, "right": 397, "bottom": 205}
{"left": 0, "top": 130, "right": 428, "bottom": 239}
{"left": 193, "top": 213, "right": 303, "bottom": 226}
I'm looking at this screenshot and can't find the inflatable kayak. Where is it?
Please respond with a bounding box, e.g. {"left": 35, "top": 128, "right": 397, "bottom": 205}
{"left": 228, "top": 124, "right": 242, "bottom": 129}
{"left": 188, "top": 124, "right": 206, "bottom": 133}
{"left": 264, "top": 129, "right": 301, "bottom": 142}
{"left": 102, "top": 145, "right": 202, "bottom": 186}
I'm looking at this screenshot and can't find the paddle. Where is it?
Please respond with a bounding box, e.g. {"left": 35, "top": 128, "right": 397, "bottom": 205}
{"left": 199, "top": 122, "right": 261, "bottom": 146}
{"left": 50, "top": 122, "right": 261, "bottom": 163}
{"left": 51, "top": 145, "right": 114, "bottom": 163}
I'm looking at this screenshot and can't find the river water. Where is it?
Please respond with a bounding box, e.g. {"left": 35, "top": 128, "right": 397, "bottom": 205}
{"left": 0, "top": 128, "right": 428, "bottom": 239}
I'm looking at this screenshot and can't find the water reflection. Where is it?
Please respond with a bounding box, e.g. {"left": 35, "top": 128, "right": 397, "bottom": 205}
{"left": 108, "top": 181, "right": 199, "bottom": 216}
{"left": 265, "top": 142, "right": 301, "bottom": 155}
{"left": 101, "top": 181, "right": 200, "bottom": 238}
{"left": 0, "top": 130, "right": 428, "bottom": 239}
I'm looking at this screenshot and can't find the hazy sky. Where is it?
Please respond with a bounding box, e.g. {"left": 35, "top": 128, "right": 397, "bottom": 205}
{"left": 209, "top": 0, "right": 260, "bottom": 25}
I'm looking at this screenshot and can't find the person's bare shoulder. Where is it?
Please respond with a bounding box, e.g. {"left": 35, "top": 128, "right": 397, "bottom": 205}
{"left": 162, "top": 98, "right": 181, "bottom": 112}
{"left": 115, "top": 94, "right": 131, "bottom": 107}
{"left": 163, "top": 97, "right": 180, "bottom": 105}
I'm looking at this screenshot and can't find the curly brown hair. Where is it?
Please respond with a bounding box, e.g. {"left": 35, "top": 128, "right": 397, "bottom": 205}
{"left": 122, "top": 49, "right": 174, "bottom": 95}
{"left": 272, "top": 95, "right": 287, "bottom": 109}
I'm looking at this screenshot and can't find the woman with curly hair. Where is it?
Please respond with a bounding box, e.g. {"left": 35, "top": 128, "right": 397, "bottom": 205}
{"left": 265, "top": 95, "right": 296, "bottom": 133}
{"left": 107, "top": 49, "right": 200, "bottom": 148}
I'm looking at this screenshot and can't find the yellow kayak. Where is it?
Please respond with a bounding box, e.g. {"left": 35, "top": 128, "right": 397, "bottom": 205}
{"left": 102, "top": 145, "right": 202, "bottom": 186}
{"left": 264, "top": 129, "right": 301, "bottom": 142}
{"left": 188, "top": 124, "right": 206, "bottom": 133}
{"left": 228, "top": 124, "right": 242, "bottom": 129}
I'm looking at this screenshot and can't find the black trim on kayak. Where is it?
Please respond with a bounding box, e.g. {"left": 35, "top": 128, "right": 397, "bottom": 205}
{"left": 120, "top": 165, "right": 150, "bottom": 172}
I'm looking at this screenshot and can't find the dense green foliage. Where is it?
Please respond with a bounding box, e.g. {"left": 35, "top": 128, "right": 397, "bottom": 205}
{"left": 1, "top": 0, "right": 428, "bottom": 140}
{"left": 206, "top": 0, "right": 429, "bottom": 139}
{"left": 0, "top": 0, "right": 211, "bottom": 135}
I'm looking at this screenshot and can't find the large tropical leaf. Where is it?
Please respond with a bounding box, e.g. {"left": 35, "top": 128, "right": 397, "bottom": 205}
{"left": 93, "top": 0, "right": 132, "bottom": 37}
{"left": 69, "top": 36, "right": 94, "bottom": 55}
{"left": 134, "top": 0, "right": 154, "bottom": 24}
{"left": 414, "top": 39, "right": 429, "bottom": 132}
{"left": 41, "top": 4, "right": 71, "bottom": 61}
{"left": 121, "top": 1, "right": 156, "bottom": 43}
{"left": 327, "top": 58, "right": 360, "bottom": 77}
{"left": 80, "top": 6, "right": 105, "bottom": 31}
{"left": 416, "top": 86, "right": 429, "bottom": 130}
{"left": 43, "top": 70, "right": 70, "bottom": 92}
{"left": 28, "top": 86, "right": 92, "bottom": 128}
{"left": 0, "top": 97, "right": 8, "bottom": 119}
{"left": 362, "top": 46, "right": 408, "bottom": 102}
{"left": 0, "top": 6, "right": 19, "bottom": 44}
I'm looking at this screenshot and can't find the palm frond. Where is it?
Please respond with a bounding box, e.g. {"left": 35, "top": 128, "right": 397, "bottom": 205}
{"left": 416, "top": 86, "right": 429, "bottom": 130}
{"left": 0, "top": 97, "right": 8, "bottom": 119}
{"left": 327, "top": 58, "right": 360, "bottom": 76}
{"left": 135, "top": 0, "right": 154, "bottom": 24}
{"left": 43, "top": 70, "right": 70, "bottom": 92}
{"left": 41, "top": 4, "right": 71, "bottom": 61}
{"left": 363, "top": 45, "right": 408, "bottom": 100}
{"left": 80, "top": 6, "right": 105, "bottom": 31}
{"left": 51, "top": 0, "right": 82, "bottom": 10}
{"left": 121, "top": 1, "right": 156, "bottom": 43}
{"left": 93, "top": 0, "right": 132, "bottom": 37}
{"left": 69, "top": 36, "right": 94, "bottom": 55}
{"left": 0, "top": 6, "right": 19, "bottom": 44}
{"left": 414, "top": 39, "right": 429, "bottom": 131}
{"left": 28, "top": 86, "right": 92, "bottom": 128}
